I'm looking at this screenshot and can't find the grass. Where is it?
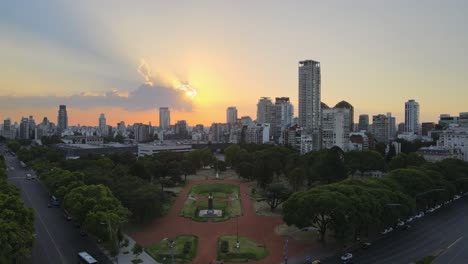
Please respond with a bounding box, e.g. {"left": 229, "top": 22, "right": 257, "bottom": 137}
{"left": 217, "top": 235, "right": 269, "bottom": 262}
{"left": 416, "top": 256, "right": 436, "bottom": 264}
{"left": 190, "top": 183, "right": 240, "bottom": 195}
{"left": 146, "top": 235, "right": 198, "bottom": 264}
{"left": 179, "top": 183, "right": 242, "bottom": 221}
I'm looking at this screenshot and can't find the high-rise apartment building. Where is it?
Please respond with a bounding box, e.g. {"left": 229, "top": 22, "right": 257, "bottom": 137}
{"left": 57, "top": 105, "right": 68, "bottom": 131}
{"left": 298, "top": 60, "right": 321, "bottom": 150}
{"left": 226, "top": 107, "right": 238, "bottom": 124}
{"left": 372, "top": 113, "right": 396, "bottom": 143}
{"left": 358, "top": 114, "right": 369, "bottom": 131}
{"left": 159, "top": 107, "right": 171, "bottom": 130}
{"left": 322, "top": 104, "right": 351, "bottom": 151}
{"left": 273, "top": 97, "right": 294, "bottom": 143}
{"left": 99, "top": 113, "right": 107, "bottom": 136}
{"left": 19, "top": 117, "right": 29, "bottom": 139}
{"left": 405, "top": 99, "right": 420, "bottom": 134}
{"left": 256, "top": 97, "right": 274, "bottom": 124}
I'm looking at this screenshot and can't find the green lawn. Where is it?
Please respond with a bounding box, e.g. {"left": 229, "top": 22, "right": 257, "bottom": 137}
{"left": 190, "top": 183, "right": 240, "bottom": 195}
{"left": 179, "top": 183, "right": 242, "bottom": 221}
{"left": 146, "top": 235, "right": 198, "bottom": 264}
{"left": 217, "top": 235, "right": 269, "bottom": 262}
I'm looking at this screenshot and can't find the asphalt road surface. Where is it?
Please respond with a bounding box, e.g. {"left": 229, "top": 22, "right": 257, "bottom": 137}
{"left": 313, "top": 195, "right": 468, "bottom": 264}
{"left": 2, "top": 146, "right": 110, "bottom": 264}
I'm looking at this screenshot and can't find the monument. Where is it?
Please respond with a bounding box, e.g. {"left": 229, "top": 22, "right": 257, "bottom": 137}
{"left": 199, "top": 191, "right": 223, "bottom": 218}
{"left": 207, "top": 192, "right": 214, "bottom": 214}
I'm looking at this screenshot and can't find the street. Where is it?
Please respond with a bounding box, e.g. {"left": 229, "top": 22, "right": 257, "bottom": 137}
{"left": 2, "top": 146, "right": 110, "bottom": 264}
{"left": 291, "top": 194, "right": 468, "bottom": 264}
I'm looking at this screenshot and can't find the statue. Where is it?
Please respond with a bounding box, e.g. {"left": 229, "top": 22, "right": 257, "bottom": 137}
{"left": 208, "top": 192, "right": 214, "bottom": 212}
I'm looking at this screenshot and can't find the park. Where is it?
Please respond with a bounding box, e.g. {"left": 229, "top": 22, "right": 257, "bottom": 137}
{"left": 130, "top": 170, "right": 313, "bottom": 263}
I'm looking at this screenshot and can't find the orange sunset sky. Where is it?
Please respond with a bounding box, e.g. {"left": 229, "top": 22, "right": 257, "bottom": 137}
{"left": 1, "top": 1, "right": 467, "bottom": 127}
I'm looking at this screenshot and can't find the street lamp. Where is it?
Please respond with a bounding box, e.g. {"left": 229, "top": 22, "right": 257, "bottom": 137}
{"left": 100, "top": 219, "right": 119, "bottom": 264}
{"left": 163, "top": 238, "right": 175, "bottom": 264}
{"left": 283, "top": 227, "right": 316, "bottom": 264}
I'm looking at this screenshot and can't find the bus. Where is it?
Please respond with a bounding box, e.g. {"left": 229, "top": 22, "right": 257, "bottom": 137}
{"left": 77, "top": 251, "right": 98, "bottom": 264}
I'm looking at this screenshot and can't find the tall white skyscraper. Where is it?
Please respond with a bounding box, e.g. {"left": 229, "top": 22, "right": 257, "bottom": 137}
{"left": 273, "top": 97, "right": 294, "bottom": 142}
{"left": 405, "top": 99, "right": 420, "bottom": 134}
{"left": 159, "top": 107, "right": 170, "bottom": 130}
{"left": 226, "top": 106, "right": 238, "bottom": 124}
{"left": 256, "top": 97, "right": 274, "bottom": 124}
{"left": 298, "top": 60, "right": 321, "bottom": 150}
{"left": 99, "top": 113, "right": 107, "bottom": 136}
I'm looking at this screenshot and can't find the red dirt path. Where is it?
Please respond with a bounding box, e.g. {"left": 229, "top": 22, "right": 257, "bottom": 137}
{"left": 129, "top": 179, "right": 312, "bottom": 264}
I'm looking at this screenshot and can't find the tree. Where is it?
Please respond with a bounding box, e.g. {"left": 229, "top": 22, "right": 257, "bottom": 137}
{"left": 0, "top": 180, "right": 35, "bottom": 262}
{"left": 258, "top": 183, "right": 292, "bottom": 211}
{"left": 181, "top": 159, "right": 196, "bottom": 182}
{"left": 288, "top": 168, "right": 305, "bottom": 192}
{"left": 238, "top": 162, "right": 253, "bottom": 180}
{"left": 7, "top": 141, "right": 21, "bottom": 153}
{"left": 224, "top": 144, "right": 242, "bottom": 167}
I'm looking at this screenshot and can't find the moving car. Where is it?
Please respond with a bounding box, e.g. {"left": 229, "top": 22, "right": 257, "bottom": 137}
{"left": 341, "top": 253, "right": 353, "bottom": 263}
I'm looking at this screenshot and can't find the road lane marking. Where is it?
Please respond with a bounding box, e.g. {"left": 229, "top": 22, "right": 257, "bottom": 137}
{"left": 20, "top": 181, "right": 67, "bottom": 264}
{"left": 448, "top": 236, "right": 463, "bottom": 249}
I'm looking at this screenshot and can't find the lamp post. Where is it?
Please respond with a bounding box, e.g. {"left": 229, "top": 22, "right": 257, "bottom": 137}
{"left": 163, "top": 238, "right": 175, "bottom": 264}
{"left": 283, "top": 227, "right": 315, "bottom": 264}
{"left": 101, "top": 218, "right": 118, "bottom": 264}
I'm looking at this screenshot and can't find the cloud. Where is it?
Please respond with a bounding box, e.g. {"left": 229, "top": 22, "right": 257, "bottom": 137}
{"left": 0, "top": 60, "right": 196, "bottom": 112}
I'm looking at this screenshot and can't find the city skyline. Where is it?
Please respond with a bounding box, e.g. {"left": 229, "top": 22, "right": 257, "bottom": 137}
{"left": 1, "top": 1, "right": 468, "bottom": 126}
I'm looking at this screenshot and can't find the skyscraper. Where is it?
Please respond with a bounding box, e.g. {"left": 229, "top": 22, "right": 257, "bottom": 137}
{"left": 19, "top": 117, "right": 29, "bottom": 139}
{"left": 99, "top": 113, "right": 107, "bottom": 136}
{"left": 298, "top": 60, "right": 321, "bottom": 150}
{"left": 322, "top": 106, "right": 351, "bottom": 151}
{"left": 226, "top": 107, "right": 238, "bottom": 124}
{"left": 273, "top": 97, "right": 294, "bottom": 142}
{"left": 372, "top": 113, "right": 396, "bottom": 143}
{"left": 358, "top": 114, "right": 369, "bottom": 131}
{"left": 405, "top": 99, "right": 420, "bottom": 134}
{"left": 159, "top": 107, "right": 170, "bottom": 130}
{"left": 256, "top": 97, "right": 274, "bottom": 124}
{"left": 57, "top": 105, "right": 68, "bottom": 131}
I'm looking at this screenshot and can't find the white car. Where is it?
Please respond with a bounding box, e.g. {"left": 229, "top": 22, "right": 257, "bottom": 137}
{"left": 406, "top": 217, "right": 414, "bottom": 223}
{"left": 434, "top": 205, "right": 441, "bottom": 210}
{"left": 454, "top": 195, "right": 461, "bottom": 200}
{"left": 341, "top": 253, "right": 353, "bottom": 261}
{"left": 381, "top": 227, "right": 393, "bottom": 234}
{"left": 397, "top": 221, "right": 405, "bottom": 227}
{"left": 428, "top": 208, "right": 436, "bottom": 213}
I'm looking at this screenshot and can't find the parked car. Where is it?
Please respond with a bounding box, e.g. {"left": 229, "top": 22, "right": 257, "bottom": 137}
{"left": 63, "top": 210, "right": 72, "bottom": 221}
{"left": 428, "top": 208, "right": 436, "bottom": 213}
{"left": 406, "top": 217, "right": 414, "bottom": 223}
{"left": 397, "top": 221, "right": 405, "bottom": 227}
{"left": 47, "top": 203, "right": 52, "bottom": 208}
{"left": 403, "top": 225, "right": 411, "bottom": 230}
{"left": 79, "top": 230, "right": 87, "bottom": 237}
{"left": 361, "top": 242, "right": 371, "bottom": 249}
{"left": 454, "top": 195, "right": 461, "bottom": 200}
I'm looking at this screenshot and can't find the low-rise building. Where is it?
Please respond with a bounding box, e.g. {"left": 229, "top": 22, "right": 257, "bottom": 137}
{"left": 138, "top": 143, "right": 192, "bottom": 157}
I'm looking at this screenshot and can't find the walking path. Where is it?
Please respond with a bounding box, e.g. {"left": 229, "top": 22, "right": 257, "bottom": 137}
{"left": 129, "top": 178, "right": 320, "bottom": 263}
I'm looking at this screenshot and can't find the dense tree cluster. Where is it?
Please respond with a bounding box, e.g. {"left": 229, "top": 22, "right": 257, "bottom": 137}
{"left": 283, "top": 158, "right": 468, "bottom": 244}
{"left": 0, "top": 155, "right": 35, "bottom": 262}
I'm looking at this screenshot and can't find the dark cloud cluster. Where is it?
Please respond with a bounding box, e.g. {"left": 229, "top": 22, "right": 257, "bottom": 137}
{"left": 0, "top": 83, "right": 193, "bottom": 112}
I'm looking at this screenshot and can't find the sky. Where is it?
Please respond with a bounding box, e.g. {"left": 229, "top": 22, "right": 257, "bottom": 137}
{"left": 1, "top": 0, "right": 467, "bottom": 127}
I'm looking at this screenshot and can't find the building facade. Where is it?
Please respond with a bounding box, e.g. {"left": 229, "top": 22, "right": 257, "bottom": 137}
{"left": 256, "top": 97, "right": 274, "bottom": 124}
{"left": 298, "top": 60, "right": 321, "bottom": 150}
{"left": 159, "top": 107, "right": 171, "bottom": 130}
{"left": 358, "top": 114, "right": 369, "bottom": 131}
{"left": 322, "top": 106, "right": 351, "bottom": 151}
{"left": 57, "top": 105, "right": 68, "bottom": 131}
{"left": 405, "top": 99, "right": 420, "bottom": 134}
{"left": 273, "top": 97, "right": 294, "bottom": 143}
{"left": 226, "top": 107, "right": 238, "bottom": 124}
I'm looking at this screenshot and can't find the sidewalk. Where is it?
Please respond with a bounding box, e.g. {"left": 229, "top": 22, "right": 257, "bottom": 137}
{"left": 114, "top": 235, "right": 159, "bottom": 264}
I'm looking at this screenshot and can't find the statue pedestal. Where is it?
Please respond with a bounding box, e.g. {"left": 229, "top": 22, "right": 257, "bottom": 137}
{"left": 198, "top": 209, "right": 223, "bottom": 218}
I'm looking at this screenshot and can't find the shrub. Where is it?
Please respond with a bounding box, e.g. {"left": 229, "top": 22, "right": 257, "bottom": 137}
{"left": 183, "top": 242, "right": 192, "bottom": 254}
{"left": 220, "top": 240, "right": 229, "bottom": 253}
